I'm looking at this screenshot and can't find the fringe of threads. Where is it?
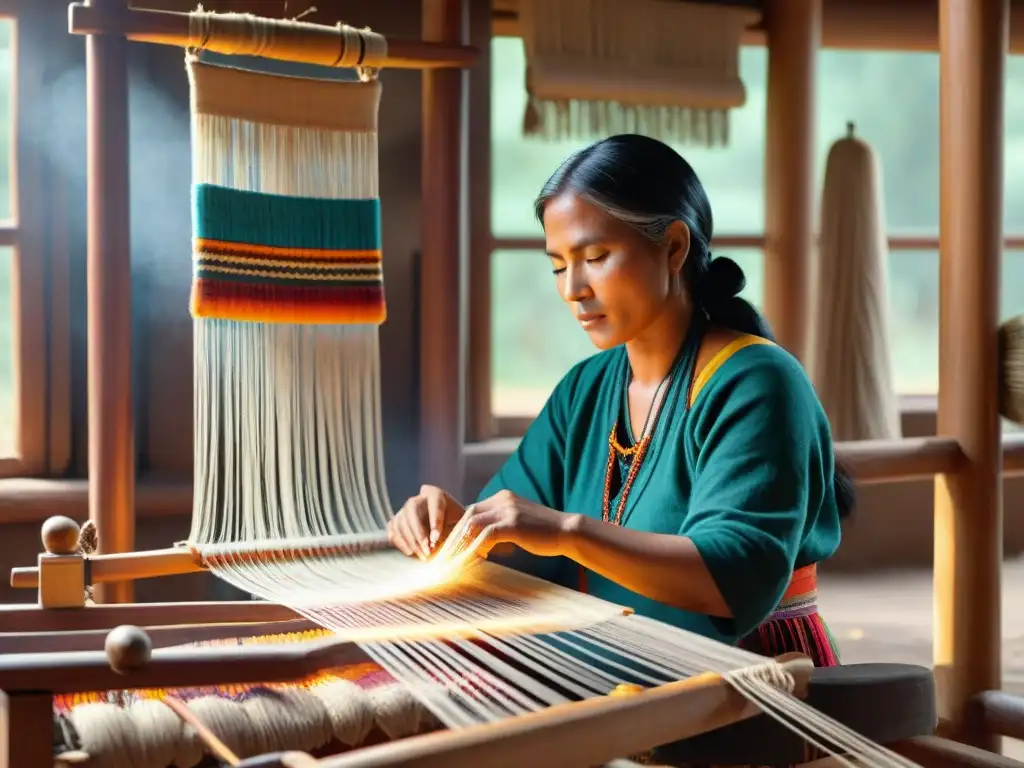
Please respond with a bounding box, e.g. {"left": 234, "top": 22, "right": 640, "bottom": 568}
{"left": 523, "top": 98, "right": 732, "bottom": 148}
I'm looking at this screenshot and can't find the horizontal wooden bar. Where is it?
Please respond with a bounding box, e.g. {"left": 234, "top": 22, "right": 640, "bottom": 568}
{"left": 8, "top": 545, "right": 200, "bottom": 589}
{"left": 838, "top": 436, "right": 965, "bottom": 484}
{"left": 492, "top": 0, "right": 1024, "bottom": 55}
{"left": 320, "top": 657, "right": 813, "bottom": 768}
{"left": 0, "top": 476, "right": 192, "bottom": 523}
{"left": 490, "top": 235, "right": 1024, "bottom": 254}
{"left": 971, "top": 690, "right": 1024, "bottom": 742}
{"left": 0, "top": 600, "right": 300, "bottom": 634}
{"left": 0, "top": 632, "right": 364, "bottom": 694}
{"left": 0, "top": 617, "right": 320, "bottom": 654}
{"left": 490, "top": 235, "right": 766, "bottom": 252}
{"left": 889, "top": 735, "right": 1024, "bottom": 768}
{"left": 68, "top": 4, "right": 479, "bottom": 69}
{"left": 9, "top": 532, "right": 394, "bottom": 590}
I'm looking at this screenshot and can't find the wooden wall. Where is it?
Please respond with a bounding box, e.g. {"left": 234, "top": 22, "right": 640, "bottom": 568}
{"left": 1, "top": 0, "right": 1023, "bottom": 607}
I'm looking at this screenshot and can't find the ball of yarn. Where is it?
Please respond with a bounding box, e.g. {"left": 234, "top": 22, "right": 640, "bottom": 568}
{"left": 63, "top": 681, "right": 444, "bottom": 767}
{"left": 169, "top": 709, "right": 204, "bottom": 768}
{"left": 69, "top": 702, "right": 146, "bottom": 768}
{"left": 310, "top": 678, "right": 375, "bottom": 747}
{"left": 241, "top": 688, "right": 332, "bottom": 755}
{"left": 125, "top": 699, "right": 182, "bottom": 768}
{"left": 366, "top": 683, "right": 434, "bottom": 740}
{"left": 186, "top": 697, "right": 253, "bottom": 761}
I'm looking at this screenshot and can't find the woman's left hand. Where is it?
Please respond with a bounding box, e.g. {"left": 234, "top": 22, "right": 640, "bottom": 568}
{"left": 437, "top": 490, "right": 578, "bottom": 562}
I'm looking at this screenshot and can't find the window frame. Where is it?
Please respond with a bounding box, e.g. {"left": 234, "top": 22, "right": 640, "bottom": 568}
{"left": 473, "top": 30, "right": 1024, "bottom": 442}
{"left": 0, "top": 2, "right": 68, "bottom": 478}
{"left": 479, "top": 231, "right": 1024, "bottom": 440}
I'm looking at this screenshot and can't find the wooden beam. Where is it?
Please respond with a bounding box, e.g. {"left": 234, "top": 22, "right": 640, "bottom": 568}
{"left": 971, "top": 691, "right": 1024, "bottom": 742}
{"left": 933, "top": 0, "right": 1007, "bottom": 750}
{"left": 490, "top": 234, "right": 1024, "bottom": 254}
{"left": 762, "top": 0, "right": 819, "bottom": 363}
{"left": 0, "top": 693, "right": 53, "bottom": 768}
{"left": 85, "top": 0, "right": 135, "bottom": 604}
{"left": 466, "top": 0, "right": 494, "bottom": 444}
{"left": 68, "top": 3, "right": 479, "bottom": 69}
{"left": 494, "top": 0, "right": 1024, "bottom": 54}
{"left": 420, "top": 0, "right": 468, "bottom": 495}
{"left": 319, "top": 660, "right": 814, "bottom": 768}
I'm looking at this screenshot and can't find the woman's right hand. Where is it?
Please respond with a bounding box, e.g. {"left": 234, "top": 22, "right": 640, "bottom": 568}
{"left": 387, "top": 485, "right": 465, "bottom": 560}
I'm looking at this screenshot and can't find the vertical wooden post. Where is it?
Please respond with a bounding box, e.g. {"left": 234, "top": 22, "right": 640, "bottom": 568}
{"left": 763, "top": 0, "right": 820, "bottom": 363}
{"left": 465, "top": 0, "right": 493, "bottom": 445}
{"left": 0, "top": 692, "right": 54, "bottom": 768}
{"left": 85, "top": 0, "right": 135, "bottom": 603}
{"left": 934, "top": 0, "right": 1007, "bottom": 750}
{"left": 421, "top": 0, "right": 468, "bottom": 496}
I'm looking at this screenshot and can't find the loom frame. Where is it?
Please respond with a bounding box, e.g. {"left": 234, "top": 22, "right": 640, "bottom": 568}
{"left": 3, "top": 0, "right": 1024, "bottom": 765}
{"left": 2, "top": 627, "right": 820, "bottom": 768}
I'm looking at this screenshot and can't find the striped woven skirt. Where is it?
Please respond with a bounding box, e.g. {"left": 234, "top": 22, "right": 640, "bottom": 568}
{"left": 739, "top": 563, "right": 840, "bottom": 668}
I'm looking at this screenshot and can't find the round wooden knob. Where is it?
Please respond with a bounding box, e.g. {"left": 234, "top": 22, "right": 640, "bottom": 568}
{"left": 41, "top": 516, "right": 81, "bottom": 555}
{"left": 105, "top": 625, "right": 152, "bottom": 674}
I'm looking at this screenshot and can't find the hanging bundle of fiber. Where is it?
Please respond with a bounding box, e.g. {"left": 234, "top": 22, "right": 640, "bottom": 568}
{"left": 810, "top": 125, "right": 901, "bottom": 442}
{"left": 186, "top": 51, "right": 394, "bottom": 546}
{"left": 517, "top": 0, "right": 756, "bottom": 146}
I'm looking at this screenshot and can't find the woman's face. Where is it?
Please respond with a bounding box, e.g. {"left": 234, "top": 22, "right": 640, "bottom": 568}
{"left": 542, "top": 193, "right": 688, "bottom": 350}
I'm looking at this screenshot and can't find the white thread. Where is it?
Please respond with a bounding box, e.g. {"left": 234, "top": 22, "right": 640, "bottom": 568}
{"left": 66, "top": 57, "right": 923, "bottom": 768}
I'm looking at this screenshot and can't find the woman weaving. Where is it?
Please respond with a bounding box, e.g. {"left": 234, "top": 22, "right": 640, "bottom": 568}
{"left": 388, "top": 134, "right": 853, "bottom": 666}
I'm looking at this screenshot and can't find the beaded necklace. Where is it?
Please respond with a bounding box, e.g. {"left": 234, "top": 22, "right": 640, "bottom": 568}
{"left": 601, "top": 333, "right": 696, "bottom": 527}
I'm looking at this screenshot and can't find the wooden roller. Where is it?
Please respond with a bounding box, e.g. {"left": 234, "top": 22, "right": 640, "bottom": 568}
{"left": 67, "top": 3, "right": 479, "bottom": 70}
{"left": 30, "top": 629, "right": 813, "bottom": 768}
{"left": 301, "top": 656, "right": 815, "bottom": 768}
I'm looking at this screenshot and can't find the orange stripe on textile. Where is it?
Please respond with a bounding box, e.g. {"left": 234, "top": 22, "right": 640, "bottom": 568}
{"left": 53, "top": 630, "right": 397, "bottom": 712}
{"left": 195, "top": 238, "right": 382, "bottom": 263}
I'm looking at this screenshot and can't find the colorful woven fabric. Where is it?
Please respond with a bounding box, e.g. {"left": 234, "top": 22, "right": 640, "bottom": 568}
{"left": 739, "top": 564, "right": 841, "bottom": 668}
{"left": 191, "top": 185, "right": 385, "bottom": 325}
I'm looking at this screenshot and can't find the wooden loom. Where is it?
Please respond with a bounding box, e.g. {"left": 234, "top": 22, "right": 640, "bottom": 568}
{"left": 2, "top": 0, "right": 1024, "bottom": 767}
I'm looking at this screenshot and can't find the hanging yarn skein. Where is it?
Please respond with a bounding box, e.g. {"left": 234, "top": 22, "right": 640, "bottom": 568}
{"left": 810, "top": 123, "right": 901, "bottom": 442}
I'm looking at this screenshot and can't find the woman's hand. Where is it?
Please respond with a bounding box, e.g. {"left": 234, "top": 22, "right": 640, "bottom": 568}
{"left": 388, "top": 485, "right": 465, "bottom": 559}
{"left": 438, "top": 490, "right": 578, "bottom": 562}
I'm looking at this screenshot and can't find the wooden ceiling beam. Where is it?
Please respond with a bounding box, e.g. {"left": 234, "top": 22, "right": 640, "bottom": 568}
{"left": 493, "top": 0, "right": 1024, "bottom": 53}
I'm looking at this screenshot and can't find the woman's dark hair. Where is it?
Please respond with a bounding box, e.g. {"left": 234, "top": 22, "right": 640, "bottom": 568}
{"left": 534, "top": 134, "right": 855, "bottom": 521}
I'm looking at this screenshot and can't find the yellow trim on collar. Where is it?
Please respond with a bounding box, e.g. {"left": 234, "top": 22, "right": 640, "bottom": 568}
{"left": 689, "top": 335, "right": 775, "bottom": 406}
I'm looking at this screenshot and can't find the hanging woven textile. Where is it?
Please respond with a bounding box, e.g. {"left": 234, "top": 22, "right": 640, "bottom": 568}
{"left": 518, "top": 0, "right": 757, "bottom": 146}
{"left": 33, "top": 10, "right": 943, "bottom": 767}
{"left": 809, "top": 126, "right": 901, "bottom": 442}
{"left": 186, "top": 48, "right": 396, "bottom": 544}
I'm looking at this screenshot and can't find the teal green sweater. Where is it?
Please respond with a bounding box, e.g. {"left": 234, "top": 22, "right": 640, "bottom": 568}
{"left": 478, "top": 336, "right": 842, "bottom": 645}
